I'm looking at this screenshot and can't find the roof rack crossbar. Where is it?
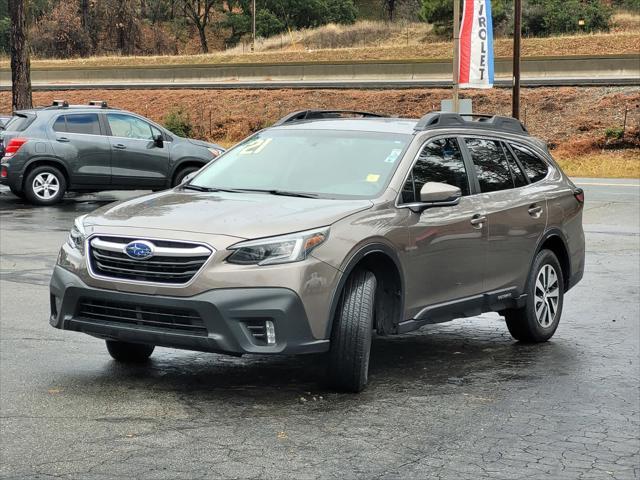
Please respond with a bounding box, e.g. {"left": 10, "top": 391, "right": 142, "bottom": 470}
{"left": 414, "top": 112, "right": 528, "bottom": 135}
{"left": 51, "top": 100, "right": 69, "bottom": 108}
{"left": 88, "top": 100, "right": 108, "bottom": 108}
{"left": 273, "top": 109, "right": 387, "bottom": 126}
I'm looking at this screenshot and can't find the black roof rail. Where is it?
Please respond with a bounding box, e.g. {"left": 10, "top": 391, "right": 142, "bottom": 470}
{"left": 88, "top": 100, "right": 108, "bottom": 108}
{"left": 51, "top": 100, "right": 69, "bottom": 108}
{"left": 414, "top": 112, "right": 528, "bottom": 135}
{"left": 273, "top": 110, "right": 387, "bottom": 126}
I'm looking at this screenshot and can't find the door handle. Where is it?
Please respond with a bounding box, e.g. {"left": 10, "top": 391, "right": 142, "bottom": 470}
{"left": 56, "top": 136, "right": 70, "bottom": 143}
{"left": 528, "top": 205, "right": 543, "bottom": 217}
{"left": 470, "top": 214, "right": 487, "bottom": 228}
{"left": 113, "top": 143, "right": 127, "bottom": 150}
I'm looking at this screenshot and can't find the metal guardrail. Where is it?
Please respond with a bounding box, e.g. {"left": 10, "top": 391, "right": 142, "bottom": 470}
{"left": 0, "top": 54, "right": 638, "bottom": 90}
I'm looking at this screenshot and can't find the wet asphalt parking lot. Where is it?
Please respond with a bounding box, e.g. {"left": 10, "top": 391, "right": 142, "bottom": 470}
{"left": 0, "top": 178, "right": 638, "bottom": 480}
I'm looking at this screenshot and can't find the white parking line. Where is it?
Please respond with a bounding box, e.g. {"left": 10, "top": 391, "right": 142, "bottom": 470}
{"left": 576, "top": 182, "right": 640, "bottom": 187}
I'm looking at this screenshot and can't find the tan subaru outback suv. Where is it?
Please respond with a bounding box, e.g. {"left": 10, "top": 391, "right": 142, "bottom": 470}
{"left": 50, "top": 110, "right": 585, "bottom": 392}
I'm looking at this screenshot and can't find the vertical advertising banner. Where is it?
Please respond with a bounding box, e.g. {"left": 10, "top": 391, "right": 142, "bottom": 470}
{"left": 459, "top": 0, "right": 495, "bottom": 89}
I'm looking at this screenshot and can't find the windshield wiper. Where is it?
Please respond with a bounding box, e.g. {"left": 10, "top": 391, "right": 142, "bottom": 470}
{"left": 183, "top": 184, "right": 319, "bottom": 198}
{"left": 182, "top": 184, "right": 216, "bottom": 192}
{"left": 229, "top": 188, "right": 319, "bottom": 198}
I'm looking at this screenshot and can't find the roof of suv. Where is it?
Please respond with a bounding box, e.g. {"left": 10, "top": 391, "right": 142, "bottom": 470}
{"left": 270, "top": 110, "right": 530, "bottom": 137}
{"left": 275, "top": 118, "right": 419, "bottom": 135}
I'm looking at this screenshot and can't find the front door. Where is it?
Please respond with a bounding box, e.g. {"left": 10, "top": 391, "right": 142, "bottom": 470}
{"left": 105, "top": 113, "right": 169, "bottom": 188}
{"left": 51, "top": 113, "right": 111, "bottom": 186}
{"left": 462, "top": 137, "right": 547, "bottom": 298}
{"left": 401, "top": 137, "right": 487, "bottom": 321}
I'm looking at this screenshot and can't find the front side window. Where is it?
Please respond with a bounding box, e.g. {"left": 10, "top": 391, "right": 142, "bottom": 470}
{"left": 107, "top": 114, "right": 154, "bottom": 140}
{"left": 401, "top": 138, "right": 470, "bottom": 203}
{"left": 510, "top": 144, "right": 549, "bottom": 183}
{"left": 190, "top": 129, "right": 411, "bottom": 199}
{"left": 58, "top": 114, "right": 101, "bottom": 135}
{"left": 465, "top": 138, "right": 513, "bottom": 193}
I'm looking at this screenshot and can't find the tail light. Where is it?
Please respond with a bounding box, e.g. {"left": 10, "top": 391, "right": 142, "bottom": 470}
{"left": 4, "top": 138, "right": 27, "bottom": 157}
{"left": 1, "top": 166, "right": 7, "bottom": 178}
{"left": 574, "top": 188, "right": 584, "bottom": 204}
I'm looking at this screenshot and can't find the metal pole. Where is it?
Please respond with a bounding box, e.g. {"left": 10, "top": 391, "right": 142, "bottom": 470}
{"left": 251, "top": 0, "right": 256, "bottom": 53}
{"left": 452, "top": 0, "right": 460, "bottom": 113}
{"left": 512, "top": 0, "right": 522, "bottom": 119}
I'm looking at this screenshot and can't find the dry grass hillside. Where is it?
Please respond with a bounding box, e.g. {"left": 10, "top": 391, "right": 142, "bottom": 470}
{"left": 1, "top": 12, "right": 638, "bottom": 69}
{"left": 1, "top": 86, "right": 637, "bottom": 178}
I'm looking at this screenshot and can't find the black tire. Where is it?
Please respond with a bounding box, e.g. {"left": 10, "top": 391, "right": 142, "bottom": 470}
{"left": 172, "top": 165, "right": 200, "bottom": 187}
{"left": 504, "top": 249, "right": 564, "bottom": 343}
{"left": 9, "top": 187, "right": 25, "bottom": 199}
{"left": 24, "top": 165, "right": 67, "bottom": 205}
{"left": 106, "top": 340, "right": 154, "bottom": 363}
{"left": 327, "top": 269, "right": 377, "bottom": 393}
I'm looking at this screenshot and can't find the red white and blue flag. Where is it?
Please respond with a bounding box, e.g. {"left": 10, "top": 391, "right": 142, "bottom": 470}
{"left": 459, "top": 0, "right": 495, "bottom": 89}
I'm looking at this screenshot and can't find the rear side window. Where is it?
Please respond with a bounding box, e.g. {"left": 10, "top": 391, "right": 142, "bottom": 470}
{"left": 465, "top": 138, "right": 513, "bottom": 193}
{"left": 510, "top": 144, "right": 549, "bottom": 183}
{"left": 52, "top": 116, "right": 67, "bottom": 132}
{"left": 503, "top": 144, "right": 528, "bottom": 188}
{"left": 401, "top": 137, "right": 469, "bottom": 203}
{"left": 54, "top": 114, "right": 101, "bottom": 135}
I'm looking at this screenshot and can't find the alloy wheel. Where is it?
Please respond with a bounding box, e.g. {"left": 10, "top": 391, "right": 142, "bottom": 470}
{"left": 32, "top": 173, "right": 60, "bottom": 200}
{"left": 534, "top": 264, "right": 560, "bottom": 328}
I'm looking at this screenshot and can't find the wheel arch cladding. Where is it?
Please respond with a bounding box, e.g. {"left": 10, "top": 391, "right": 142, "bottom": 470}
{"left": 25, "top": 159, "right": 69, "bottom": 186}
{"left": 537, "top": 232, "right": 571, "bottom": 291}
{"left": 171, "top": 160, "right": 205, "bottom": 184}
{"left": 325, "top": 244, "right": 404, "bottom": 339}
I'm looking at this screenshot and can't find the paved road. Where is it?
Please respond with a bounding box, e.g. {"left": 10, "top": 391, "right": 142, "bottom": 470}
{"left": 0, "top": 179, "right": 638, "bottom": 479}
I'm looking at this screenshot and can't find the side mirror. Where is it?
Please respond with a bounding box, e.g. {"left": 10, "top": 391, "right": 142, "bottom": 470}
{"left": 420, "top": 182, "right": 461, "bottom": 203}
{"left": 153, "top": 134, "right": 164, "bottom": 148}
{"left": 182, "top": 171, "right": 198, "bottom": 184}
{"left": 408, "top": 182, "right": 462, "bottom": 213}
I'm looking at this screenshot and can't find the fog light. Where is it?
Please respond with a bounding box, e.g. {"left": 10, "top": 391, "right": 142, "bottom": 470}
{"left": 1, "top": 166, "right": 7, "bottom": 178}
{"left": 265, "top": 320, "right": 276, "bottom": 345}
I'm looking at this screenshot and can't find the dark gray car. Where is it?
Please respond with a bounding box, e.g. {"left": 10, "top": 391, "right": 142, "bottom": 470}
{"left": 0, "top": 101, "right": 224, "bottom": 205}
{"left": 49, "top": 110, "right": 585, "bottom": 392}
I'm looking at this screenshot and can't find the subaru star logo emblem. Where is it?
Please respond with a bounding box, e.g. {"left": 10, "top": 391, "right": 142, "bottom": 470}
{"left": 124, "top": 240, "right": 155, "bottom": 260}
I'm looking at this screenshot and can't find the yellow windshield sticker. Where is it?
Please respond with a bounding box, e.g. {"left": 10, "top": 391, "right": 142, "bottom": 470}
{"left": 366, "top": 174, "right": 381, "bottom": 182}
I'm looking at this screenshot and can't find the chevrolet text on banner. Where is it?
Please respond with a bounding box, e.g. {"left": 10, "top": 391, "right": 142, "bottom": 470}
{"left": 459, "top": 0, "right": 495, "bottom": 89}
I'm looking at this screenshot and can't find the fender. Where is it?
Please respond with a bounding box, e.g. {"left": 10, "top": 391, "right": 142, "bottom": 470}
{"left": 20, "top": 157, "right": 69, "bottom": 187}
{"left": 528, "top": 227, "right": 571, "bottom": 288}
{"left": 323, "top": 241, "right": 406, "bottom": 339}
{"left": 166, "top": 157, "right": 209, "bottom": 188}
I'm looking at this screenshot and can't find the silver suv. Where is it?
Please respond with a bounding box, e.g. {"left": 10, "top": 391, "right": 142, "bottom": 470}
{"left": 49, "top": 110, "right": 585, "bottom": 392}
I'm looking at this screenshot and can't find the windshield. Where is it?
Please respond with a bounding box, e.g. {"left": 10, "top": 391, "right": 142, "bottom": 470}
{"left": 189, "top": 129, "right": 411, "bottom": 199}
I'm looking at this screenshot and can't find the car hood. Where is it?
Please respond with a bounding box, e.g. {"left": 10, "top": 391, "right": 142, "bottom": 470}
{"left": 85, "top": 190, "right": 373, "bottom": 240}
{"left": 186, "top": 138, "right": 224, "bottom": 150}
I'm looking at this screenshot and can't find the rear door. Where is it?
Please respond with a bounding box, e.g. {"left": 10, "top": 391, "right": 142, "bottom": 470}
{"left": 105, "top": 113, "right": 169, "bottom": 188}
{"left": 51, "top": 113, "right": 111, "bottom": 186}
{"left": 462, "top": 137, "right": 547, "bottom": 298}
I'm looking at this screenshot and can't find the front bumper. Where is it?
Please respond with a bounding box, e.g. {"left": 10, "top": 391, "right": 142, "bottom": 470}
{"left": 50, "top": 266, "right": 329, "bottom": 355}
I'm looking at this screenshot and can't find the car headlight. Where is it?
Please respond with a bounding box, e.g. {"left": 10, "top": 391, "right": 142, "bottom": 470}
{"left": 207, "top": 147, "right": 224, "bottom": 158}
{"left": 227, "top": 227, "right": 329, "bottom": 266}
{"left": 67, "top": 215, "right": 87, "bottom": 254}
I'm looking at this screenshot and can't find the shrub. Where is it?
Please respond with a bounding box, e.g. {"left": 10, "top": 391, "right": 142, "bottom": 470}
{"left": 420, "top": 0, "right": 612, "bottom": 37}
{"left": 605, "top": 126, "right": 625, "bottom": 141}
{"left": 164, "top": 108, "right": 194, "bottom": 138}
